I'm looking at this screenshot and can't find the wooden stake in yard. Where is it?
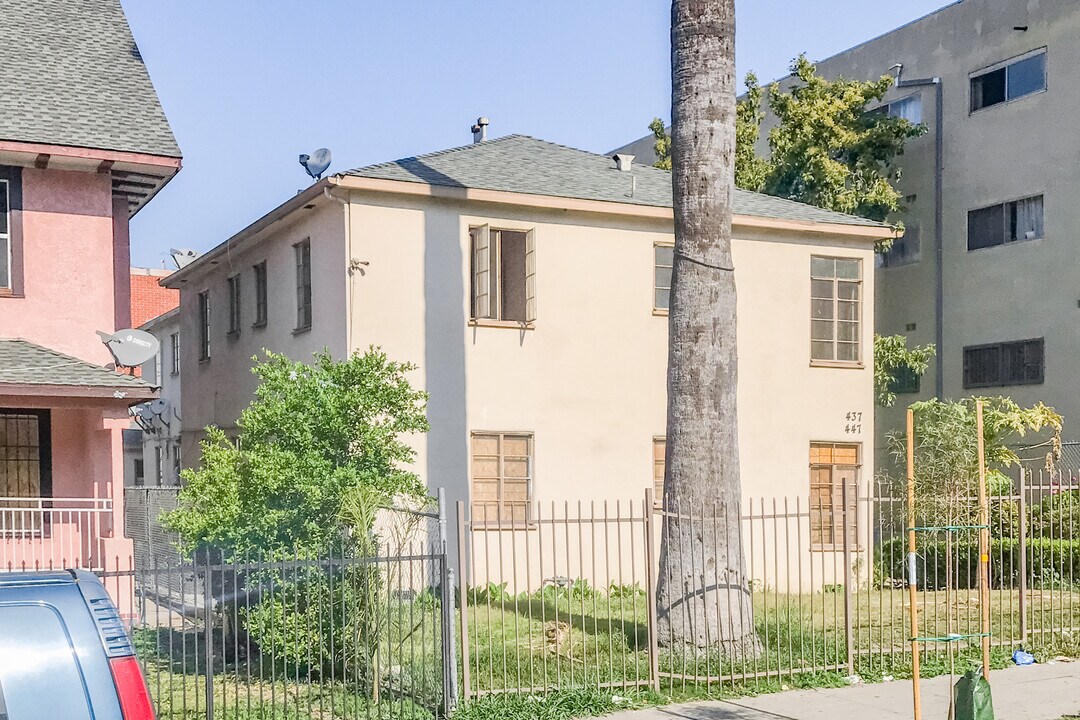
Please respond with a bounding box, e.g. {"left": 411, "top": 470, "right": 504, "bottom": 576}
{"left": 907, "top": 407, "right": 922, "bottom": 720}
{"left": 976, "top": 399, "right": 991, "bottom": 681}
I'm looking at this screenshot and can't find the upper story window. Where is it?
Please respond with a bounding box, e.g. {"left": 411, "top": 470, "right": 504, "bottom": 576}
{"left": 869, "top": 93, "right": 922, "bottom": 124}
{"left": 469, "top": 225, "right": 536, "bottom": 324}
{"left": 198, "top": 291, "right": 211, "bottom": 361}
{"left": 253, "top": 261, "right": 268, "bottom": 328}
{"left": 971, "top": 49, "right": 1046, "bottom": 112}
{"left": 963, "top": 338, "right": 1044, "bottom": 388}
{"left": 654, "top": 244, "right": 673, "bottom": 311}
{"left": 967, "top": 195, "right": 1043, "bottom": 251}
{"left": 294, "top": 240, "right": 312, "bottom": 331}
{"left": 810, "top": 256, "right": 862, "bottom": 364}
{"left": 169, "top": 333, "right": 180, "bottom": 375}
{"left": 227, "top": 274, "right": 242, "bottom": 337}
{"left": 879, "top": 223, "right": 920, "bottom": 268}
{"left": 0, "top": 178, "right": 10, "bottom": 291}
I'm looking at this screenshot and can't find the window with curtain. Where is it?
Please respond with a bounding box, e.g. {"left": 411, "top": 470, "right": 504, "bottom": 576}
{"left": 967, "top": 195, "right": 1043, "bottom": 250}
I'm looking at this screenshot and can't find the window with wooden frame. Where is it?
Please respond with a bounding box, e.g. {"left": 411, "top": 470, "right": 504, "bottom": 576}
{"left": 253, "top": 261, "right": 268, "bottom": 328}
{"left": 469, "top": 225, "right": 536, "bottom": 324}
{"left": 197, "top": 291, "right": 211, "bottom": 361}
{"left": 809, "top": 442, "right": 860, "bottom": 551}
{"left": 654, "top": 244, "right": 673, "bottom": 312}
{"left": 227, "top": 274, "right": 242, "bottom": 337}
{"left": 810, "top": 256, "right": 862, "bottom": 364}
{"left": 652, "top": 437, "right": 666, "bottom": 502}
{"left": 470, "top": 432, "right": 533, "bottom": 527}
{"left": 294, "top": 240, "right": 312, "bottom": 331}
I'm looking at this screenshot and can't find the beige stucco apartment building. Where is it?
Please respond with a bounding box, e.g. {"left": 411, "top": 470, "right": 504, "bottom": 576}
{"left": 164, "top": 133, "right": 890, "bottom": 585}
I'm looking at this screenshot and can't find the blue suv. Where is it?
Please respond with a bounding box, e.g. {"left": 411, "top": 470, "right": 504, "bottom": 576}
{"left": 0, "top": 569, "right": 154, "bottom": 719}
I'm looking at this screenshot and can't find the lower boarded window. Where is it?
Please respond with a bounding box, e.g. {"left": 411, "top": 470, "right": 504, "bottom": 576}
{"left": 0, "top": 409, "right": 52, "bottom": 534}
{"left": 652, "top": 437, "right": 666, "bottom": 502}
{"left": 809, "top": 442, "right": 859, "bottom": 551}
{"left": 471, "top": 432, "right": 532, "bottom": 527}
{"left": 963, "top": 338, "right": 1044, "bottom": 388}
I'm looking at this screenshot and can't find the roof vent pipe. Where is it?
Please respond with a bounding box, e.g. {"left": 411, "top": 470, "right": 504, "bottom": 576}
{"left": 472, "top": 117, "right": 490, "bottom": 143}
{"left": 612, "top": 153, "right": 635, "bottom": 172}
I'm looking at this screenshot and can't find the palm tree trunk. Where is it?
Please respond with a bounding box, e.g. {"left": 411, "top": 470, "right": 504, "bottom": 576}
{"left": 656, "top": 0, "right": 758, "bottom": 654}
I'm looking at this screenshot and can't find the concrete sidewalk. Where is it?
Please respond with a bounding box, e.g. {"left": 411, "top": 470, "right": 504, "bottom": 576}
{"left": 607, "top": 663, "right": 1080, "bottom": 720}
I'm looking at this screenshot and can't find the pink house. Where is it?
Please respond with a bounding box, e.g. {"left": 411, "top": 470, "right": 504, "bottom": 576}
{"left": 0, "top": 0, "right": 181, "bottom": 571}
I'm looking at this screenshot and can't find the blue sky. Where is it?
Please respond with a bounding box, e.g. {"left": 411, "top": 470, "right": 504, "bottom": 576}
{"left": 124, "top": 0, "right": 950, "bottom": 268}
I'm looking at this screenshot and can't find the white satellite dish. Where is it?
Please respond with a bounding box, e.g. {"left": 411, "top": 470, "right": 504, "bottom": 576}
{"left": 149, "top": 398, "right": 170, "bottom": 415}
{"left": 299, "top": 148, "right": 332, "bottom": 180}
{"left": 96, "top": 329, "right": 160, "bottom": 368}
{"left": 170, "top": 248, "right": 200, "bottom": 269}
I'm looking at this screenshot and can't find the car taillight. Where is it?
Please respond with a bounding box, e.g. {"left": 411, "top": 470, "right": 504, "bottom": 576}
{"left": 109, "top": 655, "right": 156, "bottom": 720}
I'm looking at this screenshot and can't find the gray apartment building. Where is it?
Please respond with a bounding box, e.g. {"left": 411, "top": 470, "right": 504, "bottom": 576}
{"left": 619, "top": 0, "right": 1079, "bottom": 454}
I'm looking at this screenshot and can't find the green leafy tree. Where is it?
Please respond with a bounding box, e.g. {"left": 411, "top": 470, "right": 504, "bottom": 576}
{"left": 163, "top": 347, "right": 429, "bottom": 558}
{"left": 888, "top": 397, "right": 1062, "bottom": 528}
{"left": 651, "top": 55, "right": 923, "bottom": 244}
{"left": 874, "top": 334, "right": 935, "bottom": 407}
{"left": 763, "top": 55, "right": 924, "bottom": 223}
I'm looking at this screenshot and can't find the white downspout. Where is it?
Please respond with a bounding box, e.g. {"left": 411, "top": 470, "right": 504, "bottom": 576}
{"left": 324, "top": 184, "right": 353, "bottom": 353}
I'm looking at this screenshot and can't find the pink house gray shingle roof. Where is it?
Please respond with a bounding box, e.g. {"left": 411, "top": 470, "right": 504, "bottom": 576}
{"left": 0, "top": 0, "right": 180, "bottom": 158}
{"left": 0, "top": 339, "right": 155, "bottom": 396}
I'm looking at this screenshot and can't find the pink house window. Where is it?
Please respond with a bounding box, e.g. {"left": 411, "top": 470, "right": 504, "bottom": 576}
{"left": 0, "top": 410, "right": 52, "bottom": 499}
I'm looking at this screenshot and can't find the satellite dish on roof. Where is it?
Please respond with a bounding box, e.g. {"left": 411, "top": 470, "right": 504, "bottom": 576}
{"left": 299, "top": 148, "right": 332, "bottom": 180}
{"left": 96, "top": 329, "right": 160, "bottom": 368}
{"left": 170, "top": 248, "right": 200, "bottom": 269}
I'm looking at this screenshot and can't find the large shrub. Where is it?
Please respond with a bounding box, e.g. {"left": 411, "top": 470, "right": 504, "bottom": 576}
{"left": 878, "top": 536, "right": 1080, "bottom": 590}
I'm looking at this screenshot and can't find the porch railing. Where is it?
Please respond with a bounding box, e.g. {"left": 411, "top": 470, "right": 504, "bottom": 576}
{"left": 0, "top": 497, "right": 113, "bottom": 571}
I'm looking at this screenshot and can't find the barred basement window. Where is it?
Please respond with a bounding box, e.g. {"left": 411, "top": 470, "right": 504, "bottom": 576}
{"left": 963, "top": 338, "right": 1044, "bottom": 388}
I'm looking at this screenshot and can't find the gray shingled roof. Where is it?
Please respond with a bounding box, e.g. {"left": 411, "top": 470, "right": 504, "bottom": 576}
{"left": 0, "top": 0, "right": 180, "bottom": 158}
{"left": 345, "top": 135, "right": 884, "bottom": 228}
{"left": 0, "top": 339, "right": 155, "bottom": 393}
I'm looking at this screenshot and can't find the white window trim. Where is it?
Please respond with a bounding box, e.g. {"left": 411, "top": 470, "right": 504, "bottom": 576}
{"left": 653, "top": 241, "right": 674, "bottom": 316}
{"left": 810, "top": 256, "right": 865, "bottom": 369}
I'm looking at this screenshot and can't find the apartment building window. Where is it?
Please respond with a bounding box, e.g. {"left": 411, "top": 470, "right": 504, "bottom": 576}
{"left": 869, "top": 93, "right": 922, "bottom": 124}
{"left": 652, "top": 437, "right": 666, "bottom": 501}
{"left": 470, "top": 225, "right": 536, "bottom": 323}
{"left": 810, "top": 256, "right": 862, "bottom": 364}
{"left": 170, "top": 332, "right": 180, "bottom": 375}
{"left": 971, "top": 49, "right": 1046, "bottom": 112}
{"left": 253, "top": 261, "right": 268, "bottom": 328}
{"left": 173, "top": 443, "right": 182, "bottom": 484}
{"left": 198, "top": 291, "right": 211, "bottom": 361}
{"left": 0, "top": 410, "right": 51, "bottom": 502}
{"left": 133, "top": 459, "right": 145, "bottom": 487}
{"left": 888, "top": 365, "right": 921, "bottom": 396}
{"left": 654, "top": 244, "right": 674, "bottom": 311}
{"left": 879, "top": 223, "right": 920, "bottom": 268}
{"left": 809, "top": 442, "right": 859, "bottom": 551}
{"left": 0, "top": 178, "right": 9, "bottom": 291}
{"left": 470, "top": 432, "right": 533, "bottom": 526}
{"left": 967, "top": 195, "right": 1043, "bottom": 250}
{"left": 963, "top": 338, "right": 1044, "bottom": 388}
{"left": 226, "top": 274, "right": 242, "bottom": 337}
{"left": 294, "top": 240, "right": 312, "bottom": 331}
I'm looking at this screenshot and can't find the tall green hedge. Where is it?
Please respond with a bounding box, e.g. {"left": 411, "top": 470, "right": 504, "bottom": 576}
{"left": 877, "top": 537, "right": 1080, "bottom": 589}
